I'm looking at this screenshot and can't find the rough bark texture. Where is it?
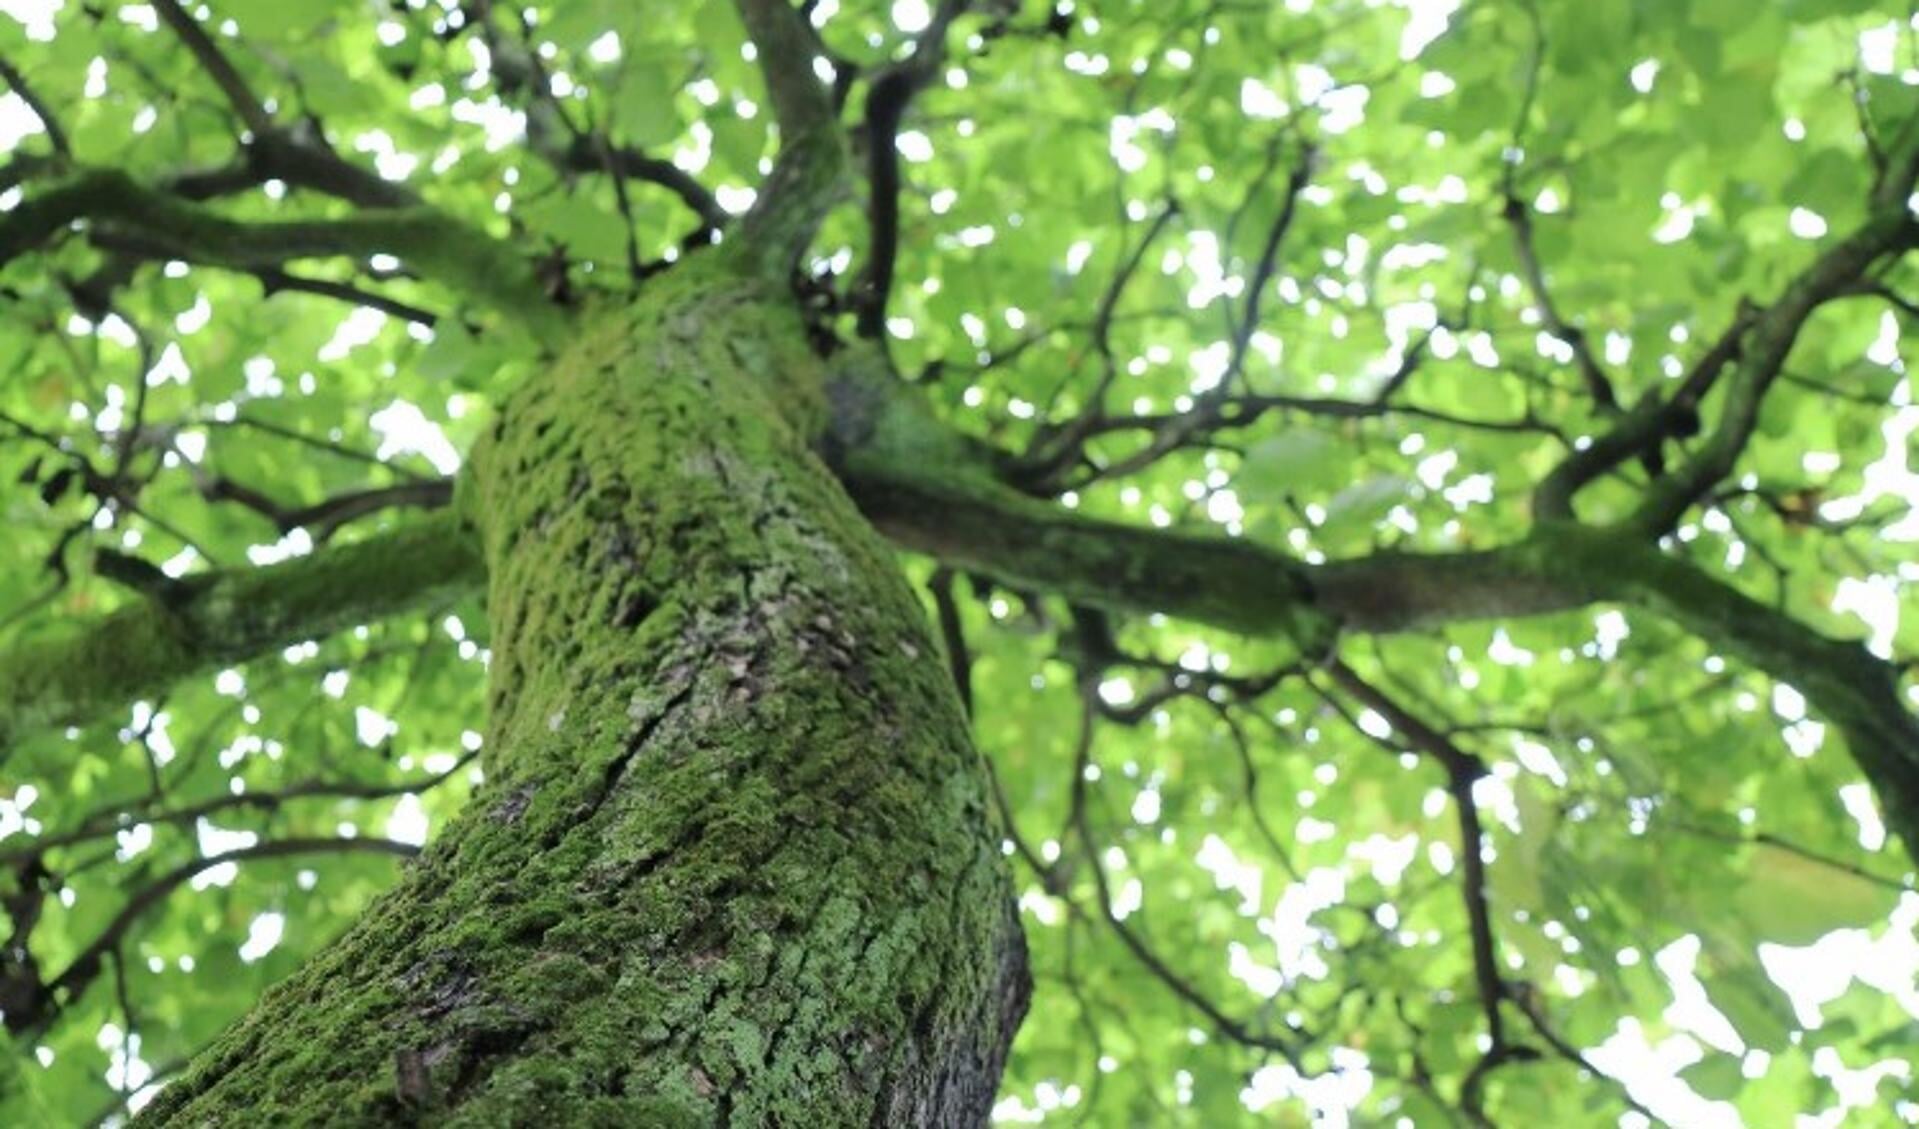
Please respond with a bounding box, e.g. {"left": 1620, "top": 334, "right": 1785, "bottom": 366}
{"left": 135, "top": 262, "right": 1029, "bottom": 1126}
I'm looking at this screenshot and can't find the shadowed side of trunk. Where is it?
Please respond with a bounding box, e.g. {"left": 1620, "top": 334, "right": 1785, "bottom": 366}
{"left": 135, "top": 263, "right": 1029, "bottom": 1127}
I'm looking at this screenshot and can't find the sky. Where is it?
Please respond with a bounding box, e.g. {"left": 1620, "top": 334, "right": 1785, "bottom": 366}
{"left": 4, "top": 0, "right": 1919, "bottom": 1124}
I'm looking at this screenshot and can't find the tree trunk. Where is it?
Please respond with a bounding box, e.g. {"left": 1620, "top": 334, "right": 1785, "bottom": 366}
{"left": 135, "top": 262, "right": 1030, "bottom": 1126}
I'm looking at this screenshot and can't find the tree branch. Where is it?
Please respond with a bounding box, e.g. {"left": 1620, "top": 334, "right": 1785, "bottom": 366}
{"left": 1036, "top": 145, "right": 1316, "bottom": 486}
{"left": 1630, "top": 203, "right": 1918, "bottom": 534}
{"left": 3, "top": 750, "right": 477, "bottom": 864}
{"left": 1063, "top": 692, "right": 1305, "bottom": 1064}
{"left": 0, "top": 510, "right": 482, "bottom": 756}
{"left": 849, "top": 0, "right": 970, "bottom": 338}
{"left": 1323, "top": 661, "right": 1511, "bottom": 1077}
{"left": 250, "top": 267, "right": 440, "bottom": 326}
{"left": 728, "top": 0, "right": 848, "bottom": 276}
{"left": 835, "top": 397, "right": 1580, "bottom": 641}
{"left": 1509, "top": 987, "right": 1662, "bottom": 1124}
{"left": 1546, "top": 521, "right": 1919, "bottom": 859}
{"left": 927, "top": 567, "right": 973, "bottom": 716}
{"left": 0, "top": 52, "right": 72, "bottom": 157}
{"left": 555, "top": 135, "right": 729, "bottom": 235}
{"left": 246, "top": 127, "right": 419, "bottom": 209}
{"left": 152, "top": 0, "right": 274, "bottom": 137}
{"left": 467, "top": 4, "right": 724, "bottom": 236}
{"left": 1502, "top": 191, "right": 1616, "bottom": 411}
{"left": 198, "top": 476, "right": 454, "bottom": 540}
{"left": 0, "top": 169, "right": 565, "bottom": 346}
{"left": 1531, "top": 300, "right": 1758, "bottom": 521}
{"left": 1537, "top": 130, "right": 1919, "bottom": 527}
{"left": 22, "top": 836, "right": 418, "bottom": 1036}
{"left": 1021, "top": 201, "right": 1183, "bottom": 483}
{"left": 827, "top": 350, "right": 1919, "bottom": 857}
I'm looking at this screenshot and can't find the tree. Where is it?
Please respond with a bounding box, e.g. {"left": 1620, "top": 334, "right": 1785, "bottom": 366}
{"left": 0, "top": 0, "right": 1915, "bottom": 1123}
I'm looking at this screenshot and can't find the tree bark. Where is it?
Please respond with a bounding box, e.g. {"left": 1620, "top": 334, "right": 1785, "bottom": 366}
{"left": 135, "top": 261, "right": 1029, "bottom": 1126}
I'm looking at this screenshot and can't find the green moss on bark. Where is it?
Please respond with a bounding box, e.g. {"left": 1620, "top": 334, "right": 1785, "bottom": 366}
{"left": 136, "top": 260, "right": 1028, "bottom": 1127}
{"left": 0, "top": 512, "right": 482, "bottom": 757}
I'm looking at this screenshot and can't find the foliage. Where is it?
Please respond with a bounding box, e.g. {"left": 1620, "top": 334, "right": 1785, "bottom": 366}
{"left": 0, "top": 0, "right": 1916, "bottom": 1124}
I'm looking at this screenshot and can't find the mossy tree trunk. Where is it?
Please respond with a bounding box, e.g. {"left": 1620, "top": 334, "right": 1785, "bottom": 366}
{"left": 135, "top": 262, "right": 1029, "bottom": 1126}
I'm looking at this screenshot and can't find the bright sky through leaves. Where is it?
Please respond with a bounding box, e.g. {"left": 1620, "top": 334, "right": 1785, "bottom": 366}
{"left": 2, "top": 0, "right": 1919, "bottom": 1124}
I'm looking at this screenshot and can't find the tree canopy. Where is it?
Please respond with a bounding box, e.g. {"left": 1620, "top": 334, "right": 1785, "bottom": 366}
{"left": 1, "top": 0, "right": 1917, "bottom": 1125}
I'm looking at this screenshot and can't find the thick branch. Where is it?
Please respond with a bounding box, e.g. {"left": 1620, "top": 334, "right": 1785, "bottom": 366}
{"left": 247, "top": 128, "right": 419, "bottom": 209}
{"left": 843, "top": 455, "right": 1590, "bottom": 640}
{"left": 828, "top": 355, "right": 1919, "bottom": 855}
{"left": 1, "top": 169, "right": 565, "bottom": 345}
{"left": 728, "top": 0, "right": 848, "bottom": 276}
{"left": 0, "top": 510, "right": 482, "bottom": 755}
{"left": 828, "top": 345, "right": 1588, "bottom": 642}
{"left": 1546, "top": 521, "right": 1919, "bottom": 857}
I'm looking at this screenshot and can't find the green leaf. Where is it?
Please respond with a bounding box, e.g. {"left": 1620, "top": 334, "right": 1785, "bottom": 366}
{"left": 415, "top": 320, "right": 479, "bottom": 384}
{"left": 1731, "top": 844, "right": 1901, "bottom": 945}
{"left": 1703, "top": 964, "right": 1796, "bottom": 1052}
{"left": 709, "top": 113, "right": 767, "bottom": 176}
{"left": 1238, "top": 429, "right": 1347, "bottom": 496}
{"left": 615, "top": 57, "right": 684, "bottom": 149}
{"left": 1320, "top": 475, "right": 1413, "bottom": 536}
{"left": 1680, "top": 1055, "right": 1746, "bottom": 1101}
{"left": 519, "top": 192, "right": 633, "bottom": 259}
{"left": 4, "top": 2, "right": 1916, "bottom": 1122}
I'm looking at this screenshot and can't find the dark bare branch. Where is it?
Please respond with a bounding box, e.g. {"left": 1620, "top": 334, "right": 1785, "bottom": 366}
{"left": 1531, "top": 300, "right": 1758, "bottom": 522}
{"left": 850, "top": 0, "right": 971, "bottom": 338}
{"left": 556, "top": 134, "right": 728, "bottom": 233}
{"left": 1502, "top": 192, "right": 1616, "bottom": 412}
{"left": 3, "top": 751, "right": 477, "bottom": 864}
{"left": 1063, "top": 692, "right": 1306, "bottom": 1065}
{"left": 927, "top": 568, "right": 973, "bottom": 716}
{"left": 21, "top": 837, "right": 418, "bottom": 1037}
{"left": 198, "top": 476, "right": 454, "bottom": 540}
{"left": 252, "top": 267, "right": 440, "bottom": 326}
{"left": 1324, "top": 663, "right": 1504, "bottom": 1043}
{"left": 1629, "top": 202, "right": 1917, "bottom": 533}
{"left": 152, "top": 0, "right": 274, "bottom": 137}
{"left": 0, "top": 52, "right": 71, "bottom": 156}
